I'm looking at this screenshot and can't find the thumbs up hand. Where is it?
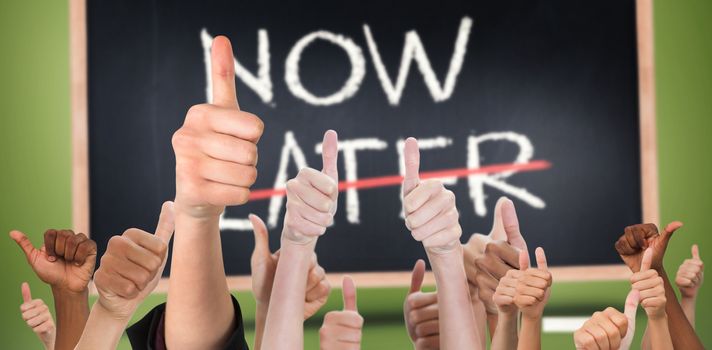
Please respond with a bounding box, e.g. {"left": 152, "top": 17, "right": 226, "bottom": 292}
{"left": 282, "top": 130, "right": 339, "bottom": 245}
{"left": 514, "top": 248, "right": 552, "bottom": 320}
{"left": 615, "top": 222, "right": 683, "bottom": 273}
{"left": 493, "top": 267, "right": 523, "bottom": 316}
{"left": 93, "top": 202, "right": 175, "bottom": 319}
{"left": 675, "top": 244, "right": 704, "bottom": 299}
{"left": 403, "top": 260, "right": 440, "bottom": 350}
{"left": 402, "top": 138, "right": 462, "bottom": 254}
{"left": 173, "top": 36, "right": 264, "bottom": 219}
{"left": 573, "top": 290, "right": 638, "bottom": 350}
{"left": 630, "top": 248, "right": 667, "bottom": 319}
{"left": 319, "top": 276, "right": 364, "bottom": 350}
{"left": 19, "top": 283, "right": 56, "bottom": 350}
{"left": 10, "top": 228, "right": 97, "bottom": 294}
{"left": 249, "top": 214, "right": 330, "bottom": 319}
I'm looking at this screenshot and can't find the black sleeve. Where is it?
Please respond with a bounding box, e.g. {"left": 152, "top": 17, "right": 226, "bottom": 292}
{"left": 126, "top": 294, "right": 249, "bottom": 350}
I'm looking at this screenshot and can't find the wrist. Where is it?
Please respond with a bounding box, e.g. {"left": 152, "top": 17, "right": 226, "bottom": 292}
{"left": 51, "top": 286, "right": 88, "bottom": 301}
{"left": 174, "top": 200, "right": 224, "bottom": 221}
{"left": 95, "top": 298, "right": 135, "bottom": 323}
{"left": 498, "top": 309, "right": 518, "bottom": 320}
{"left": 647, "top": 311, "right": 668, "bottom": 323}
{"left": 522, "top": 312, "right": 543, "bottom": 322}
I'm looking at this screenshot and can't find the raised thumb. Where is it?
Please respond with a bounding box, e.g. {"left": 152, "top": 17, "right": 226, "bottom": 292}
{"left": 409, "top": 259, "right": 426, "bottom": 293}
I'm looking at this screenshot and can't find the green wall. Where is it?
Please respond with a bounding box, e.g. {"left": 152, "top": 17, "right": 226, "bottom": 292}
{"left": 1, "top": 0, "right": 709, "bottom": 348}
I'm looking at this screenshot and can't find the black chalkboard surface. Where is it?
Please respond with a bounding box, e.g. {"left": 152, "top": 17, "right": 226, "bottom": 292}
{"left": 86, "top": 0, "right": 646, "bottom": 279}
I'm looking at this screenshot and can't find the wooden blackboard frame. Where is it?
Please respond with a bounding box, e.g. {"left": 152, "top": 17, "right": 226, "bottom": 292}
{"left": 70, "top": 0, "right": 659, "bottom": 291}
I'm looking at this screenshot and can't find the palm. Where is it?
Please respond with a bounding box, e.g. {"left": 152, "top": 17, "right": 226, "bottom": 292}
{"left": 29, "top": 249, "right": 94, "bottom": 292}
{"left": 522, "top": 289, "right": 550, "bottom": 318}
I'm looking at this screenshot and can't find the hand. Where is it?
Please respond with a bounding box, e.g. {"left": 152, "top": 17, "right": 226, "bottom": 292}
{"left": 615, "top": 222, "right": 683, "bottom": 272}
{"left": 10, "top": 229, "right": 97, "bottom": 293}
{"left": 675, "top": 244, "right": 703, "bottom": 299}
{"left": 631, "top": 248, "right": 667, "bottom": 319}
{"left": 20, "top": 283, "right": 55, "bottom": 349}
{"left": 93, "top": 202, "right": 175, "bottom": 319}
{"left": 514, "top": 248, "right": 552, "bottom": 320}
{"left": 282, "top": 130, "right": 339, "bottom": 245}
{"left": 474, "top": 240, "right": 520, "bottom": 314}
{"left": 250, "top": 214, "right": 330, "bottom": 319}
{"left": 172, "top": 36, "right": 264, "bottom": 219}
{"left": 402, "top": 138, "right": 462, "bottom": 254}
{"left": 493, "top": 268, "right": 522, "bottom": 316}
{"left": 403, "top": 260, "right": 439, "bottom": 350}
{"left": 319, "top": 276, "right": 363, "bottom": 350}
{"left": 574, "top": 290, "right": 639, "bottom": 350}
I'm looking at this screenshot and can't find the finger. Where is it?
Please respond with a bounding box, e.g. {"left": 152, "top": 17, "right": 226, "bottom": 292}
{"left": 692, "top": 244, "right": 700, "bottom": 260}
{"left": 64, "top": 233, "right": 87, "bottom": 263}
{"left": 21, "top": 283, "right": 31, "bottom": 303}
{"left": 407, "top": 291, "right": 438, "bottom": 310}
{"left": 490, "top": 196, "right": 509, "bottom": 241}
{"left": 321, "top": 130, "right": 339, "bottom": 183}
{"left": 409, "top": 259, "right": 426, "bottom": 293}
{"left": 73, "top": 239, "right": 98, "bottom": 265}
{"left": 123, "top": 229, "right": 166, "bottom": 257}
{"left": 9, "top": 230, "right": 37, "bottom": 262}
{"left": 640, "top": 247, "right": 653, "bottom": 271}
{"left": 660, "top": 221, "right": 683, "bottom": 245}
{"left": 519, "top": 249, "right": 530, "bottom": 271}
{"left": 54, "top": 230, "right": 72, "bottom": 257}
{"left": 535, "top": 247, "right": 548, "bottom": 271}
{"left": 210, "top": 36, "right": 239, "bottom": 109}
{"left": 250, "top": 214, "right": 270, "bottom": 256}
{"left": 501, "top": 198, "right": 527, "bottom": 250}
{"left": 402, "top": 137, "right": 420, "bottom": 195}
{"left": 41, "top": 229, "right": 57, "bottom": 261}
{"left": 154, "top": 201, "right": 176, "bottom": 243}
{"left": 342, "top": 276, "right": 357, "bottom": 311}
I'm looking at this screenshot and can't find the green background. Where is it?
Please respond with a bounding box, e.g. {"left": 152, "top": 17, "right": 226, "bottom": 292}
{"left": 1, "top": 0, "right": 709, "bottom": 348}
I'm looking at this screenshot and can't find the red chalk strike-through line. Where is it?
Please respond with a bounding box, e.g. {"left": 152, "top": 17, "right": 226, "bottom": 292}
{"left": 248, "top": 160, "right": 552, "bottom": 201}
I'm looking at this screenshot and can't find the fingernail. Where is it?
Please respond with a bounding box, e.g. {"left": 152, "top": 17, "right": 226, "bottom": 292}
{"left": 48, "top": 256, "right": 56, "bottom": 262}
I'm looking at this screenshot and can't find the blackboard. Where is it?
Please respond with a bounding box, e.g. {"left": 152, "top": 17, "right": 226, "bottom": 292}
{"left": 77, "top": 0, "right": 656, "bottom": 284}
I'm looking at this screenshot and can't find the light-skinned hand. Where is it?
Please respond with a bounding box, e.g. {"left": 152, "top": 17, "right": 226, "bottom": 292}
{"left": 319, "top": 276, "right": 363, "bottom": 350}
{"left": 172, "top": 36, "right": 264, "bottom": 219}
{"left": 403, "top": 260, "right": 439, "bottom": 350}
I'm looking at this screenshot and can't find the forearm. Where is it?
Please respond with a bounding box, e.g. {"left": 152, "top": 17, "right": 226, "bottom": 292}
{"left": 517, "top": 316, "right": 541, "bottom": 350}
{"left": 52, "top": 287, "right": 89, "bottom": 350}
{"left": 680, "top": 297, "right": 696, "bottom": 328}
{"left": 641, "top": 326, "right": 652, "bottom": 350}
{"left": 487, "top": 313, "right": 498, "bottom": 340}
{"left": 262, "top": 241, "right": 313, "bottom": 349}
{"left": 254, "top": 302, "right": 269, "bottom": 350}
{"left": 74, "top": 302, "right": 130, "bottom": 350}
{"left": 647, "top": 315, "right": 673, "bottom": 350}
{"left": 428, "top": 246, "right": 480, "bottom": 350}
{"left": 472, "top": 298, "right": 488, "bottom": 349}
{"left": 166, "top": 212, "right": 235, "bottom": 350}
{"left": 490, "top": 312, "right": 518, "bottom": 350}
{"left": 658, "top": 269, "right": 704, "bottom": 349}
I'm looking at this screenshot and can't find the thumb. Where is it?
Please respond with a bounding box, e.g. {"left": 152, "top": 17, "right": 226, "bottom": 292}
{"left": 691, "top": 244, "right": 700, "bottom": 260}
{"left": 409, "top": 259, "right": 426, "bottom": 293}
{"left": 660, "top": 221, "right": 683, "bottom": 245}
{"left": 9, "top": 230, "right": 36, "bottom": 261}
{"left": 154, "top": 201, "right": 176, "bottom": 243}
{"left": 321, "top": 130, "right": 339, "bottom": 183}
{"left": 402, "top": 137, "right": 420, "bottom": 195}
{"left": 535, "top": 247, "right": 548, "bottom": 271}
{"left": 640, "top": 248, "right": 653, "bottom": 271}
{"left": 210, "top": 36, "right": 239, "bottom": 109}
{"left": 21, "top": 282, "right": 31, "bottom": 303}
{"left": 489, "top": 196, "right": 509, "bottom": 241}
{"left": 342, "top": 276, "right": 357, "bottom": 312}
{"left": 501, "top": 199, "right": 527, "bottom": 251}
{"left": 621, "top": 289, "right": 639, "bottom": 348}
{"left": 249, "top": 214, "right": 271, "bottom": 256}
{"left": 519, "top": 249, "right": 530, "bottom": 270}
